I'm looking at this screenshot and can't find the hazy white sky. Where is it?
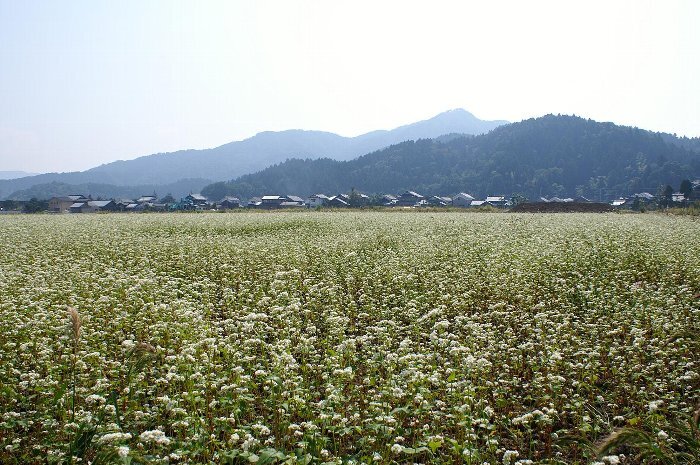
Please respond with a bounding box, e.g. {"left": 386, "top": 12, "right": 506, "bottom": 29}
{"left": 1, "top": 0, "right": 698, "bottom": 173}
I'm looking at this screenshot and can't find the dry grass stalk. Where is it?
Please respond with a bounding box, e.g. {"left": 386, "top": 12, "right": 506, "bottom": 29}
{"left": 595, "top": 427, "right": 624, "bottom": 455}
{"left": 68, "top": 306, "right": 81, "bottom": 341}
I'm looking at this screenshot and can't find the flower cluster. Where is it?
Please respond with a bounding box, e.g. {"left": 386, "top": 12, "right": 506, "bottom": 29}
{"left": 0, "top": 212, "right": 698, "bottom": 464}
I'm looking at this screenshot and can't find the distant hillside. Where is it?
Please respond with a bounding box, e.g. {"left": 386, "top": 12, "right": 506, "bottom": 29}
{"left": 0, "top": 171, "right": 38, "bottom": 180}
{"left": 661, "top": 133, "right": 700, "bottom": 153}
{"left": 203, "top": 115, "right": 700, "bottom": 200}
{"left": 7, "top": 178, "right": 211, "bottom": 201}
{"left": 0, "top": 109, "right": 506, "bottom": 199}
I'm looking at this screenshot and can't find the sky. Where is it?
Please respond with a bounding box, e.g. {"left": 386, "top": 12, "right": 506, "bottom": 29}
{"left": 1, "top": 0, "right": 699, "bottom": 173}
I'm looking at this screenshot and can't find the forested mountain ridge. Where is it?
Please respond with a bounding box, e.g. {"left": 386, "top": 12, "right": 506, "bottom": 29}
{"left": 7, "top": 178, "right": 211, "bottom": 202}
{"left": 202, "top": 115, "right": 700, "bottom": 201}
{"left": 1, "top": 109, "right": 505, "bottom": 199}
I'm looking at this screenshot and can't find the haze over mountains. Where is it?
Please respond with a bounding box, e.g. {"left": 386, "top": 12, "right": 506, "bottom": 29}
{"left": 0, "top": 171, "right": 38, "bottom": 180}
{"left": 203, "top": 115, "right": 700, "bottom": 202}
{"left": 4, "top": 109, "right": 699, "bottom": 202}
{"left": 1, "top": 109, "right": 506, "bottom": 200}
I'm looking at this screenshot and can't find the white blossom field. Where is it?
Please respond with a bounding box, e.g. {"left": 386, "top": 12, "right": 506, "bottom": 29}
{"left": 0, "top": 212, "right": 698, "bottom": 464}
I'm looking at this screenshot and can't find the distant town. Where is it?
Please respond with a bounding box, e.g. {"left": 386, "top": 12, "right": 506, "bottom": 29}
{"left": 1, "top": 180, "right": 699, "bottom": 214}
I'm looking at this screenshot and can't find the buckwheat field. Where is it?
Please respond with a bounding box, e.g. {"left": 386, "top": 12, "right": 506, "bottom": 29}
{"left": 1, "top": 212, "right": 698, "bottom": 465}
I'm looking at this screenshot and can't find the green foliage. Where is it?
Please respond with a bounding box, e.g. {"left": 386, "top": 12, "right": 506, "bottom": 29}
{"left": 595, "top": 406, "right": 700, "bottom": 464}
{"left": 203, "top": 115, "right": 700, "bottom": 200}
{"left": 680, "top": 179, "right": 693, "bottom": 199}
{"left": 1, "top": 213, "right": 699, "bottom": 464}
{"left": 0, "top": 199, "right": 18, "bottom": 210}
{"left": 6, "top": 179, "right": 211, "bottom": 202}
{"left": 159, "top": 193, "right": 176, "bottom": 204}
{"left": 23, "top": 197, "right": 48, "bottom": 213}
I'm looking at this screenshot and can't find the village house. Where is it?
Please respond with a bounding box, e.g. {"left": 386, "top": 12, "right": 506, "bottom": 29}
{"left": 485, "top": 196, "right": 508, "bottom": 207}
{"left": 247, "top": 197, "right": 262, "bottom": 208}
{"left": 279, "top": 195, "right": 305, "bottom": 208}
{"left": 185, "top": 194, "right": 209, "bottom": 207}
{"left": 381, "top": 194, "right": 397, "bottom": 206}
{"left": 69, "top": 200, "right": 118, "bottom": 213}
{"left": 285, "top": 195, "right": 305, "bottom": 206}
{"left": 261, "top": 195, "right": 288, "bottom": 209}
{"left": 307, "top": 194, "right": 330, "bottom": 208}
{"left": 354, "top": 192, "right": 371, "bottom": 206}
{"left": 327, "top": 195, "right": 349, "bottom": 208}
{"left": 396, "top": 191, "right": 425, "bottom": 207}
{"left": 217, "top": 196, "right": 241, "bottom": 210}
{"left": 672, "top": 192, "right": 687, "bottom": 203}
{"left": 49, "top": 194, "right": 89, "bottom": 213}
{"left": 114, "top": 199, "right": 135, "bottom": 211}
{"left": 428, "top": 196, "right": 452, "bottom": 206}
{"left": 611, "top": 197, "right": 629, "bottom": 207}
{"left": 451, "top": 192, "right": 475, "bottom": 207}
{"left": 137, "top": 195, "right": 158, "bottom": 204}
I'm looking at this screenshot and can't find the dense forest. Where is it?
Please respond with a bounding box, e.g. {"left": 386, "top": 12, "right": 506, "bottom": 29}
{"left": 203, "top": 115, "right": 700, "bottom": 201}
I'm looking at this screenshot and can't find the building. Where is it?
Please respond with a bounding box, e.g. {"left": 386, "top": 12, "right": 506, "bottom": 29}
{"left": 672, "top": 193, "right": 687, "bottom": 203}
{"left": 136, "top": 195, "right": 158, "bottom": 204}
{"left": 396, "top": 191, "right": 425, "bottom": 207}
{"left": 452, "top": 192, "right": 475, "bottom": 207}
{"left": 307, "top": 194, "right": 330, "bottom": 208}
{"left": 217, "top": 196, "right": 241, "bottom": 210}
{"left": 69, "top": 200, "right": 118, "bottom": 213}
{"left": 279, "top": 201, "right": 305, "bottom": 208}
{"left": 49, "top": 195, "right": 88, "bottom": 213}
{"left": 247, "top": 197, "right": 262, "bottom": 208}
{"left": 633, "top": 192, "right": 655, "bottom": 202}
{"left": 286, "top": 195, "right": 305, "bottom": 206}
{"left": 327, "top": 196, "right": 349, "bottom": 208}
{"left": 185, "top": 194, "right": 208, "bottom": 207}
{"left": 428, "top": 196, "right": 451, "bottom": 206}
{"left": 261, "top": 195, "right": 288, "bottom": 209}
{"left": 353, "top": 192, "right": 371, "bottom": 207}
{"left": 485, "top": 196, "right": 508, "bottom": 207}
{"left": 381, "top": 194, "right": 397, "bottom": 206}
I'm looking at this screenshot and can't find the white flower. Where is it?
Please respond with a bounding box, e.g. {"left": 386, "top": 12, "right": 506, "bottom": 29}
{"left": 391, "top": 443, "right": 403, "bottom": 454}
{"left": 503, "top": 450, "right": 519, "bottom": 464}
{"left": 657, "top": 430, "right": 669, "bottom": 440}
{"left": 648, "top": 400, "right": 663, "bottom": 412}
{"left": 139, "top": 429, "right": 170, "bottom": 445}
{"left": 117, "top": 446, "right": 129, "bottom": 458}
{"left": 98, "top": 432, "right": 132, "bottom": 444}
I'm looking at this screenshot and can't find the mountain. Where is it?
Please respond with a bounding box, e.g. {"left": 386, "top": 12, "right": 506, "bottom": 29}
{"left": 202, "top": 115, "right": 700, "bottom": 201}
{"left": 0, "top": 109, "right": 506, "bottom": 199}
{"left": 0, "top": 171, "right": 38, "bottom": 180}
{"left": 6, "top": 179, "right": 211, "bottom": 202}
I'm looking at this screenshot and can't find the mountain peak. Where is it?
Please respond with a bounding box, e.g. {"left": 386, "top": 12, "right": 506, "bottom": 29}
{"left": 0, "top": 109, "right": 508, "bottom": 199}
{"left": 437, "top": 108, "right": 476, "bottom": 117}
{"left": 389, "top": 108, "right": 507, "bottom": 140}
